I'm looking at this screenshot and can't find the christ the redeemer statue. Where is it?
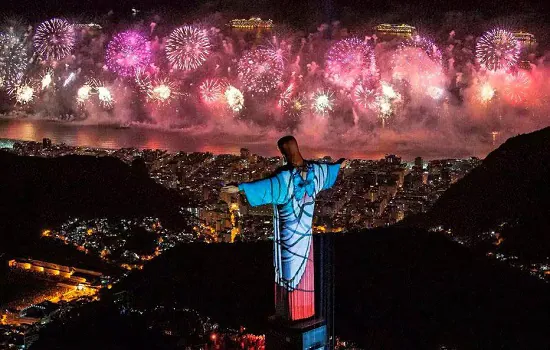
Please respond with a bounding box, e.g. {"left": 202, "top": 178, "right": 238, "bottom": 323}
{"left": 222, "top": 136, "right": 346, "bottom": 321}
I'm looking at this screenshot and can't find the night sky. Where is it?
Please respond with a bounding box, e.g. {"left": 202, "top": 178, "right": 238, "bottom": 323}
{"left": 2, "top": 0, "right": 549, "bottom": 27}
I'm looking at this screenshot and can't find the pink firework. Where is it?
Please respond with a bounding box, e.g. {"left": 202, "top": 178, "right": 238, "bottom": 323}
{"left": 353, "top": 82, "right": 376, "bottom": 109}
{"left": 165, "top": 25, "right": 211, "bottom": 71}
{"left": 393, "top": 45, "right": 445, "bottom": 98}
{"left": 238, "top": 48, "right": 284, "bottom": 95}
{"left": 106, "top": 31, "right": 152, "bottom": 77}
{"left": 325, "top": 38, "right": 375, "bottom": 90}
{"left": 278, "top": 83, "right": 294, "bottom": 107}
{"left": 199, "top": 78, "right": 226, "bottom": 103}
{"left": 33, "top": 18, "right": 75, "bottom": 61}
{"left": 476, "top": 29, "right": 520, "bottom": 72}
{"left": 400, "top": 35, "right": 442, "bottom": 63}
{"left": 503, "top": 70, "right": 530, "bottom": 105}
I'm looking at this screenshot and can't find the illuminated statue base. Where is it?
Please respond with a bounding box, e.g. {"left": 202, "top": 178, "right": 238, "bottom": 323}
{"left": 266, "top": 316, "right": 328, "bottom": 350}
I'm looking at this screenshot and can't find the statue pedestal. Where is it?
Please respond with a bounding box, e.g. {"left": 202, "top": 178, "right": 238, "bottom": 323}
{"left": 266, "top": 316, "right": 328, "bottom": 350}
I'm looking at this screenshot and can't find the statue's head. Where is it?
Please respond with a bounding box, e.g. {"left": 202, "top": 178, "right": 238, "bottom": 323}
{"left": 277, "top": 135, "right": 301, "bottom": 162}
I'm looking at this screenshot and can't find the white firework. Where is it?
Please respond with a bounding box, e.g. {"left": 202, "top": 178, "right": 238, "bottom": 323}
{"left": 165, "top": 25, "right": 211, "bottom": 71}
{"left": 476, "top": 29, "right": 520, "bottom": 72}
{"left": 33, "top": 18, "right": 75, "bottom": 61}
{"left": 224, "top": 85, "right": 244, "bottom": 112}
{"left": 0, "top": 33, "right": 28, "bottom": 89}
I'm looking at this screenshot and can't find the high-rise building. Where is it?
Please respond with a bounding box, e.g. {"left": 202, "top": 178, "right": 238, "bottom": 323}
{"left": 415, "top": 157, "right": 423, "bottom": 169}
{"left": 385, "top": 154, "right": 402, "bottom": 165}
{"left": 42, "top": 138, "right": 52, "bottom": 148}
{"left": 240, "top": 148, "right": 251, "bottom": 158}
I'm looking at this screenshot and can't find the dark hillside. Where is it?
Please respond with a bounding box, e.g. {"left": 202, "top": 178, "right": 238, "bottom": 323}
{"left": 34, "top": 228, "right": 550, "bottom": 349}
{"left": 0, "top": 152, "right": 189, "bottom": 260}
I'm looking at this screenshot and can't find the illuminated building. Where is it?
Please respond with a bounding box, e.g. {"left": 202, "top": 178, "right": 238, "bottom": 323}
{"left": 228, "top": 17, "right": 273, "bottom": 30}
{"left": 385, "top": 154, "right": 402, "bottom": 165}
{"left": 74, "top": 23, "right": 102, "bottom": 30}
{"left": 512, "top": 31, "right": 536, "bottom": 50}
{"left": 8, "top": 258, "right": 103, "bottom": 288}
{"left": 374, "top": 24, "right": 416, "bottom": 39}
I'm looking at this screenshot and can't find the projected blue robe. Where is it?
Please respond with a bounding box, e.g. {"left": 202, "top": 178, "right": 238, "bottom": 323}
{"left": 239, "top": 162, "right": 341, "bottom": 320}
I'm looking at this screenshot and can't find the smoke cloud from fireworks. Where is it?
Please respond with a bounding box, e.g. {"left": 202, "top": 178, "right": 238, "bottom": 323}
{"left": 2, "top": 15, "right": 550, "bottom": 159}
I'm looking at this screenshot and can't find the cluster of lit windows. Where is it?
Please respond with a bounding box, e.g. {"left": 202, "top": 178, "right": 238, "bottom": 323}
{"left": 512, "top": 31, "right": 536, "bottom": 48}
{"left": 375, "top": 24, "right": 416, "bottom": 37}
{"left": 229, "top": 18, "right": 273, "bottom": 29}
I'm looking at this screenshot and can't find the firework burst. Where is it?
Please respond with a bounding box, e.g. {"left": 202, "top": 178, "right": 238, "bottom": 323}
{"left": 400, "top": 35, "right": 442, "bottom": 63}
{"left": 476, "top": 29, "right": 520, "bottom": 72}
{"left": 381, "top": 81, "right": 399, "bottom": 99}
{"left": 393, "top": 43, "right": 445, "bottom": 99}
{"left": 284, "top": 96, "right": 305, "bottom": 120}
{"left": 106, "top": 30, "right": 152, "bottom": 77}
{"left": 199, "top": 78, "right": 226, "bottom": 103}
{"left": 353, "top": 81, "right": 376, "bottom": 109}
{"left": 373, "top": 81, "right": 401, "bottom": 122}
{"left": 479, "top": 81, "right": 495, "bottom": 103}
{"left": 264, "top": 35, "right": 292, "bottom": 61}
{"left": 278, "top": 83, "right": 294, "bottom": 107}
{"left": 76, "top": 83, "right": 92, "bottom": 104}
{"left": 166, "top": 25, "right": 211, "bottom": 71}
{"left": 426, "top": 86, "right": 445, "bottom": 100}
{"left": 238, "top": 48, "right": 284, "bottom": 95}
{"left": 11, "top": 80, "right": 35, "bottom": 104}
{"left": 0, "top": 32, "right": 28, "bottom": 89}
{"left": 97, "top": 85, "right": 113, "bottom": 108}
{"left": 503, "top": 70, "right": 530, "bottom": 105}
{"left": 40, "top": 68, "right": 53, "bottom": 90}
{"left": 135, "top": 71, "right": 177, "bottom": 104}
{"left": 33, "top": 18, "right": 75, "bottom": 61}
{"left": 325, "top": 38, "right": 375, "bottom": 90}
{"left": 149, "top": 80, "right": 175, "bottom": 104}
{"left": 311, "top": 89, "right": 334, "bottom": 115}
{"left": 224, "top": 85, "right": 244, "bottom": 112}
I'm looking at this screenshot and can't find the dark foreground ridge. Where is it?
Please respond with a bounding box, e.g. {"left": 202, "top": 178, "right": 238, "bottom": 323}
{"left": 0, "top": 151, "right": 188, "bottom": 263}
{"left": 413, "top": 126, "right": 550, "bottom": 259}
{"left": 2, "top": 139, "right": 550, "bottom": 349}
{"left": 34, "top": 228, "right": 550, "bottom": 349}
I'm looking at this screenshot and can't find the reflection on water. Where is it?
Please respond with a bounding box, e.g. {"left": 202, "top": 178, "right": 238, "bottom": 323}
{"left": 0, "top": 119, "right": 207, "bottom": 153}
{"left": 0, "top": 118, "right": 286, "bottom": 156}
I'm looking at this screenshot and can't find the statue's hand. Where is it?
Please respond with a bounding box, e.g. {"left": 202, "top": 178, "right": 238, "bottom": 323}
{"left": 221, "top": 185, "right": 240, "bottom": 194}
